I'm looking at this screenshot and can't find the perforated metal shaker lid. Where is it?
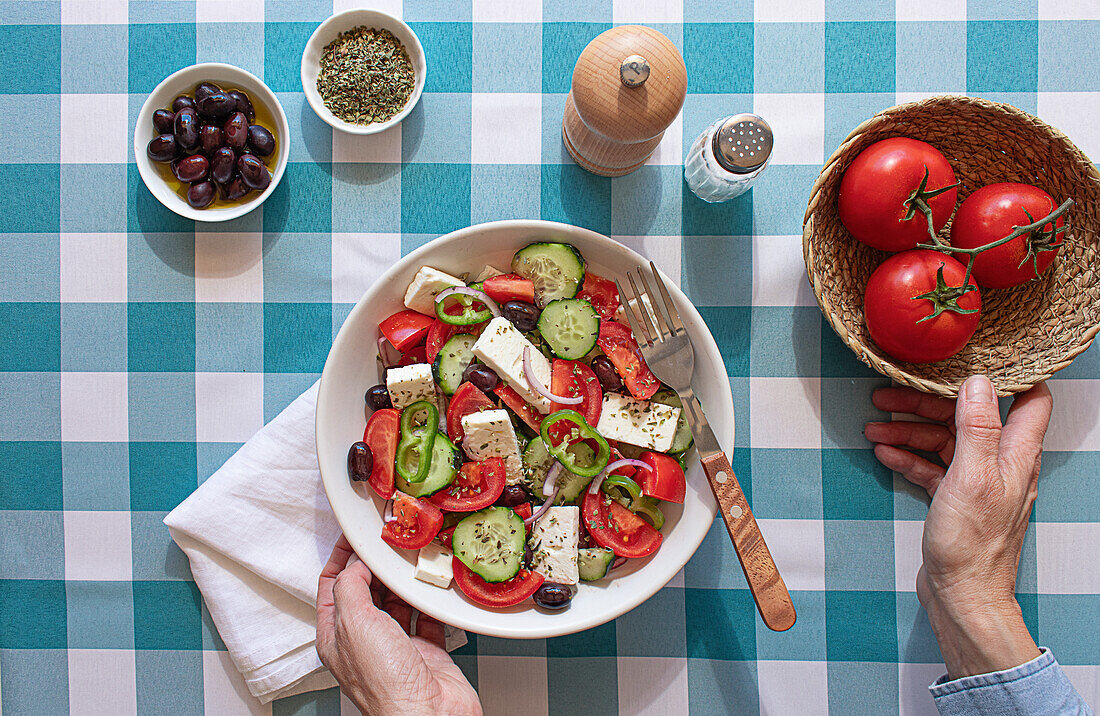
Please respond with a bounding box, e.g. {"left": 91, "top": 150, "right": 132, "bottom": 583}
{"left": 712, "top": 114, "right": 773, "bottom": 174}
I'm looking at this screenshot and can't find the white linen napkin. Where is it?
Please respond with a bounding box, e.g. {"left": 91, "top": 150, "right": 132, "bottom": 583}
{"left": 164, "top": 381, "right": 466, "bottom": 704}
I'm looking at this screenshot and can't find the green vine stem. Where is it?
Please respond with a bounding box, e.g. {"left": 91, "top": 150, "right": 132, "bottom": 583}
{"left": 903, "top": 166, "right": 961, "bottom": 243}
{"left": 917, "top": 197, "right": 1074, "bottom": 256}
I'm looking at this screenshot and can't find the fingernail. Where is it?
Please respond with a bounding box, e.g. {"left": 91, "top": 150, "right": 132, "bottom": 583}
{"left": 347, "top": 553, "right": 361, "bottom": 568}
{"left": 964, "top": 375, "right": 994, "bottom": 403}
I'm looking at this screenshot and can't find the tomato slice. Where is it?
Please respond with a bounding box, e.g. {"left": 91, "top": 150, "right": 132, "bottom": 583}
{"left": 578, "top": 272, "right": 620, "bottom": 321}
{"left": 362, "top": 408, "right": 400, "bottom": 499}
{"left": 436, "top": 524, "right": 456, "bottom": 550}
{"left": 379, "top": 310, "right": 434, "bottom": 352}
{"left": 452, "top": 558, "right": 545, "bottom": 608}
{"left": 425, "top": 319, "right": 486, "bottom": 363}
{"left": 596, "top": 321, "right": 659, "bottom": 400}
{"left": 397, "top": 344, "right": 427, "bottom": 366}
{"left": 428, "top": 457, "right": 507, "bottom": 512}
{"left": 637, "top": 451, "right": 685, "bottom": 504}
{"left": 446, "top": 382, "right": 496, "bottom": 443}
{"left": 381, "top": 492, "right": 444, "bottom": 550}
{"left": 550, "top": 359, "right": 602, "bottom": 425}
{"left": 481, "top": 274, "right": 535, "bottom": 304}
{"left": 493, "top": 383, "right": 544, "bottom": 433}
{"left": 582, "top": 489, "right": 662, "bottom": 558}
{"left": 513, "top": 502, "right": 532, "bottom": 521}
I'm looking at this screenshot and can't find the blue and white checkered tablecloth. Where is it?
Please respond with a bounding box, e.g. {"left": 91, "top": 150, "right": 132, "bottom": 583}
{"left": 2, "top": 0, "right": 1099, "bottom": 713}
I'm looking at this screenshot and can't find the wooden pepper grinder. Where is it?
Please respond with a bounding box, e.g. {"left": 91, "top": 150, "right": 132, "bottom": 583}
{"left": 563, "top": 25, "right": 687, "bottom": 177}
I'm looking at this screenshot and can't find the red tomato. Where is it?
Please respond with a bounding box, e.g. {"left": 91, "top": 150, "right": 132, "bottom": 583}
{"left": 447, "top": 381, "right": 496, "bottom": 443}
{"left": 397, "top": 344, "right": 427, "bottom": 366}
{"left": 838, "top": 138, "right": 958, "bottom": 252}
{"left": 578, "top": 272, "right": 620, "bottom": 320}
{"left": 582, "top": 489, "right": 662, "bottom": 558}
{"left": 428, "top": 458, "right": 507, "bottom": 512}
{"left": 596, "top": 321, "right": 659, "bottom": 400}
{"left": 637, "top": 451, "right": 685, "bottom": 504}
{"left": 550, "top": 359, "right": 603, "bottom": 425}
{"left": 381, "top": 492, "right": 444, "bottom": 550}
{"left": 362, "top": 409, "right": 399, "bottom": 499}
{"left": 865, "top": 249, "right": 981, "bottom": 364}
{"left": 436, "top": 524, "right": 456, "bottom": 549}
{"left": 425, "top": 319, "right": 486, "bottom": 363}
{"left": 481, "top": 274, "right": 535, "bottom": 304}
{"left": 514, "top": 502, "right": 532, "bottom": 522}
{"left": 493, "top": 383, "right": 544, "bottom": 433}
{"left": 379, "top": 310, "right": 434, "bottom": 352}
{"left": 949, "top": 183, "right": 1065, "bottom": 289}
{"left": 452, "top": 558, "right": 544, "bottom": 607}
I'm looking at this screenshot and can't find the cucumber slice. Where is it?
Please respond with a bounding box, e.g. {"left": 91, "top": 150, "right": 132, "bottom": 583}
{"left": 537, "top": 298, "right": 600, "bottom": 360}
{"left": 652, "top": 389, "right": 693, "bottom": 454}
{"left": 453, "top": 507, "right": 526, "bottom": 582}
{"left": 432, "top": 333, "right": 478, "bottom": 395}
{"left": 579, "top": 547, "right": 616, "bottom": 581}
{"left": 395, "top": 435, "right": 460, "bottom": 498}
{"left": 512, "top": 242, "right": 585, "bottom": 308}
{"left": 522, "top": 437, "right": 595, "bottom": 503}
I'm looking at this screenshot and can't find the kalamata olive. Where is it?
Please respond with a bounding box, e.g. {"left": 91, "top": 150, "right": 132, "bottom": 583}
{"left": 226, "top": 89, "right": 254, "bottom": 121}
{"left": 222, "top": 175, "right": 252, "bottom": 201}
{"left": 533, "top": 582, "right": 574, "bottom": 610}
{"left": 187, "top": 180, "right": 216, "bottom": 208}
{"left": 237, "top": 154, "right": 271, "bottom": 190}
{"left": 210, "top": 147, "right": 236, "bottom": 184}
{"left": 147, "top": 133, "right": 177, "bottom": 162}
{"left": 194, "top": 81, "right": 223, "bottom": 103}
{"left": 175, "top": 154, "right": 209, "bottom": 182}
{"left": 365, "top": 384, "right": 392, "bottom": 411}
{"left": 462, "top": 363, "right": 499, "bottom": 392}
{"left": 246, "top": 124, "right": 276, "bottom": 157}
{"left": 524, "top": 546, "right": 534, "bottom": 566}
{"left": 171, "top": 95, "right": 196, "bottom": 112}
{"left": 502, "top": 301, "right": 540, "bottom": 331}
{"left": 197, "top": 92, "right": 235, "bottom": 119}
{"left": 173, "top": 107, "right": 200, "bottom": 150}
{"left": 347, "top": 441, "right": 374, "bottom": 482}
{"left": 591, "top": 355, "right": 623, "bottom": 393}
{"left": 200, "top": 125, "right": 224, "bottom": 155}
{"left": 223, "top": 111, "right": 249, "bottom": 150}
{"left": 153, "top": 109, "right": 175, "bottom": 134}
{"left": 496, "top": 484, "right": 528, "bottom": 508}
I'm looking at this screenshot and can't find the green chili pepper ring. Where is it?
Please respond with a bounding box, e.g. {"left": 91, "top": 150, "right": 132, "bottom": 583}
{"left": 395, "top": 400, "right": 439, "bottom": 483}
{"left": 539, "top": 410, "right": 610, "bottom": 478}
{"left": 435, "top": 292, "right": 494, "bottom": 326}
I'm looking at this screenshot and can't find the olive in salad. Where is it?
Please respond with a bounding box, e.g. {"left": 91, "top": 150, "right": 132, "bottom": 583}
{"left": 347, "top": 242, "right": 694, "bottom": 611}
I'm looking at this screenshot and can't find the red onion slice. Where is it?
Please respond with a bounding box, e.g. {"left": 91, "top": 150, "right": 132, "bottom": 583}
{"left": 377, "top": 335, "right": 402, "bottom": 369}
{"left": 543, "top": 461, "right": 563, "bottom": 497}
{"left": 435, "top": 286, "right": 501, "bottom": 318}
{"left": 523, "top": 347, "right": 582, "bottom": 405}
{"left": 611, "top": 556, "right": 628, "bottom": 570}
{"left": 383, "top": 499, "right": 396, "bottom": 523}
{"left": 525, "top": 486, "right": 560, "bottom": 527}
{"left": 588, "top": 459, "right": 651, "bottom": 494}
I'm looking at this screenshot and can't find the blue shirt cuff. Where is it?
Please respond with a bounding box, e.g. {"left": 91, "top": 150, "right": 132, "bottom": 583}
{"left": 930, "top": 648, "right": 1094, "bottom": 715}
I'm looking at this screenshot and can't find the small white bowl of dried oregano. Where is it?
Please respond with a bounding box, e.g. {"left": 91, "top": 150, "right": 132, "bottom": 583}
{"left": 301, "top": 9, "right": 427, "bottom": 135}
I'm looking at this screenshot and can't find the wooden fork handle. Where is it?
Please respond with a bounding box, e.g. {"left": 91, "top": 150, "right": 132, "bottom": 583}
{"left": 700, "top": 451, "right": 797, "bottom": 632}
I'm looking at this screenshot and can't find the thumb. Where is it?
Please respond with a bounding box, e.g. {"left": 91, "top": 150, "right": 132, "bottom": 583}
{"left": 333, "top": 553, "right": 374, "bottom": 607}
{"left": 948, "top": 375, "right": 1003, "bottom": 488}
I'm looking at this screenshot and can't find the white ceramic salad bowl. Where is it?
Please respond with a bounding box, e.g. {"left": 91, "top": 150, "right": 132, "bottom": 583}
{"left": 316, "top": 220, "right": 729, "bottom": 639}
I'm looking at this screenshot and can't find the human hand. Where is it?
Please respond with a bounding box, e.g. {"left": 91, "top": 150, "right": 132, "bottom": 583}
{"left": 865, "top": 374, "right": 1052, "bottom": 679}
{"left": 316, "top": 535, "right": 482, "bottom": 716}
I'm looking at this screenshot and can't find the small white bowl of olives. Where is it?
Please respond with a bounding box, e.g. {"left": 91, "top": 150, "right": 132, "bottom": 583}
{"left": 134, "top": 62, "right": 290, "bottom": 222}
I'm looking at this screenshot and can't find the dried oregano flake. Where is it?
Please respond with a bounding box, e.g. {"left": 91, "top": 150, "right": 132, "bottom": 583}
{"left": 318, "top": 26, "right": 415, "bottom": 125}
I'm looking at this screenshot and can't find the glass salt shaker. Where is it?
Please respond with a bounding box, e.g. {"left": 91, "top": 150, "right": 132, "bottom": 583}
{"left": 684, "top": 113, "right": 773, "bottom": 203}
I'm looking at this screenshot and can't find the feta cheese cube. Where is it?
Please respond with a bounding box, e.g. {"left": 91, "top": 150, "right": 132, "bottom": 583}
{"left": 385, "top": 363, "right": 437, "bottom": 410}
{"left": 403, "top": 266, "right": 466, "bottom": 316}
{"left": 460, "top": 409, "right": 525, "bottom": 484}
{"left": 473, "top": 265, "right": 506, "bottom": 282}
{"left": 414, "top": 543, "right": 454, "bottom": 588}
{"left": 615, "top": 291, "right": 655, "bottom": 326}
{"left": 471, "top": 317, "right": 552, "bottom": 413}
{"left": 530, "top": 506, "right": 579, "bottom": 585}
{"left": 596, "top": 393, "right": 681, "bottom": 452}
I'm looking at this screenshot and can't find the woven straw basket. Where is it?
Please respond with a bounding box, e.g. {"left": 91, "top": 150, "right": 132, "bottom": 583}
{"left": 803, "top": 96, "right": 1100, "bottom": 397}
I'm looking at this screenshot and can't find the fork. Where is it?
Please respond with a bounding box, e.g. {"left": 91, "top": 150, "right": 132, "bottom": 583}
{"left": 617, "top": 262, "right": 797, "bottom": 632}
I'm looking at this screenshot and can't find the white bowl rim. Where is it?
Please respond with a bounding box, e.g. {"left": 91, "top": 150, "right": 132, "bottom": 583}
{"left": 316, "top": 219, "right": 728, "bottom": 639}
{"left": 300, "top": 8, "right": 427, "bottom": 136}
{"left": 133, "top": 62, "right": 290, "bottom": 223}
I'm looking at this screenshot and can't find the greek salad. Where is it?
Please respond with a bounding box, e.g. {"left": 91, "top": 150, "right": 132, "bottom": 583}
{"left": 348, "top": 242, "right": 693, "bottom": 611}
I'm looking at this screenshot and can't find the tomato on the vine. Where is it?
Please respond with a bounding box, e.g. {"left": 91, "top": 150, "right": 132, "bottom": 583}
{"left": 838, "top": 138, "right": 958, "bottom": 252}
{"left": 864, "top": 250, "right": 981, "bottom": 364}
{"left": 949, "top": 183, "right": 1065, "bottom": 289}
